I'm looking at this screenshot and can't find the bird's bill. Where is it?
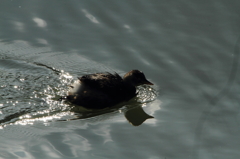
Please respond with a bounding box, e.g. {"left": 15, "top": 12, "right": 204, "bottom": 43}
{"left": 144, "top": 80, "right": 154, "bottom": 85}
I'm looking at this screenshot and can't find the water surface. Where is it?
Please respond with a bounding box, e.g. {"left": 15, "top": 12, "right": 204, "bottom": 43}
{"left": 0, "top": 0, "right": 240, "bottom": 159}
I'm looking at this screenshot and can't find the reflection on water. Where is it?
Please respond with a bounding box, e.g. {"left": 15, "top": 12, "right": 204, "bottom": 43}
{"left": 193, "top": 34, "right": 240, "bottom": 159}
{"left": 33, "top": 17, "right": 47, "bottom": 28}
{"left": 124, "top": 105, "right": 154, "bottom": 126}
{"left": 0, "top": 59, "right": 71, "bottom": 128}
{"left": 82, "top": 9, "right": 100, "bottom": 24}
{"left": 66, "top": 89, "right": 158, "bottom": 126}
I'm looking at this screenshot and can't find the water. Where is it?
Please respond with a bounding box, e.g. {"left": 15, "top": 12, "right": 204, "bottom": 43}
{"left": 1, "top": 0, "right": 240, "bottom": 159}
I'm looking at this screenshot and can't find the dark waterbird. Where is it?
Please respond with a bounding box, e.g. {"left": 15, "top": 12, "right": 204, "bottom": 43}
{"left": 66, "top": 70, "right": 153, "bottom": 109}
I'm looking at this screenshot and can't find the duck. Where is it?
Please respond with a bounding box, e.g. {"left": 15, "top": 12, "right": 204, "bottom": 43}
{"left": 66, "top": 70, "right": 153, "bottom": 109}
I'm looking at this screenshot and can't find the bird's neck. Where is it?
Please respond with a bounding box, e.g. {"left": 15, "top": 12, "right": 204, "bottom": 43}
{"left": 123, "top": 76, "right": 135, "bottom": 87}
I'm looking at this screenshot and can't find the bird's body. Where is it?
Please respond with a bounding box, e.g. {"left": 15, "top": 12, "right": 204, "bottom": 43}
{"left": 66, "top": 70, "right": 153, "bottom": 109}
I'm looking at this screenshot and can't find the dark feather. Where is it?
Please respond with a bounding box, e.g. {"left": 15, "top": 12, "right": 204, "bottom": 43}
{"left": 67, "top": 70, "right": 152, "bottom": 109}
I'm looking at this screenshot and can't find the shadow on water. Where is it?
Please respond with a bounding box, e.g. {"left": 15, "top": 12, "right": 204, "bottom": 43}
{"left": 193, "top": 35, "right": 240, "bottom": 158}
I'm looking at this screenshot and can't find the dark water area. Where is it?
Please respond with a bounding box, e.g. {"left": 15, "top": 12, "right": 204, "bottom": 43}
{"left": 1, "top": 0, "right": 240, "bottom": 159}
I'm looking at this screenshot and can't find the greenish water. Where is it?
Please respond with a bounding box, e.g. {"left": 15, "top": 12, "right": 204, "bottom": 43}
{"left": 0, "top": 0, "right": 240, "bottom": 159}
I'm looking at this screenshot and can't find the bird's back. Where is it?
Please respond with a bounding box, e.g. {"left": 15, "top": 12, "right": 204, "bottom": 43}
{"left": 67, "top": 72, "right": 137, "bottom": 108}
{"left": 79, "top": 72, "right": 123, "bottom": 94}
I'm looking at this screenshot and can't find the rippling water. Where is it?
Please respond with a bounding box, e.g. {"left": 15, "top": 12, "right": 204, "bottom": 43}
{"left": 1, "top": 0, "right": 240, "bottom": 159}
